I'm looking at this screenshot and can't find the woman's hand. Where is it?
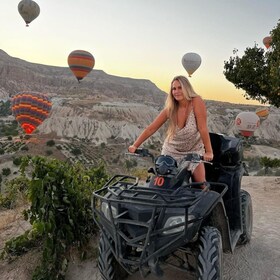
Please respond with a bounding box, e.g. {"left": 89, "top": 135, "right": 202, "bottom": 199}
{"left": 128, "top": 145, "right": 137, "bottom": 153}
{"left": 203, "top": 151, "right": 213, "bottom": 161}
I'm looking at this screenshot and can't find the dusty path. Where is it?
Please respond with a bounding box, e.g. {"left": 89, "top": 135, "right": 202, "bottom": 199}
{"left": 1, "top": 177, "right": 280, "bottom": 280}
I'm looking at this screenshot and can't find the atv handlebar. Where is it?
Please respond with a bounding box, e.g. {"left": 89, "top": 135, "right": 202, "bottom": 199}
{"left": 126, "top": 148, "right": 155, "bottom": 161}
{"left": 182, "top": 153, "right": 213, "bottom": 165}
{"left": 127, "top": 149, "right": 212, "bottom": 165}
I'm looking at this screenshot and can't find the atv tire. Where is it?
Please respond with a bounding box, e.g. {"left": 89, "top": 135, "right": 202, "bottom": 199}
{"left": 197, "top": 226, "right": 223, "bottom": 280}
{"left": 98, "top": 233, "right": 128, "bottom": 280}
{"left": 238, "top": 189, "right": 253, "bottom": 245}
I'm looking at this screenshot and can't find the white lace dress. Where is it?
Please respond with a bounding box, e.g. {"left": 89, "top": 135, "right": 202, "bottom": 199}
{"left": 161, "top": 108, "right": 204, "bottom": 172}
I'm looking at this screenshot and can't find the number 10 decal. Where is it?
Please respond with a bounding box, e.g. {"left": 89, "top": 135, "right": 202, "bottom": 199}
{"left": 154, "top": 176, "right": 165, "bottom": 187}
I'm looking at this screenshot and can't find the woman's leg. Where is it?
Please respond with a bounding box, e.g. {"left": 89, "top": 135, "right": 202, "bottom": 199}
{"left": 192, "top": 163, "right": 206, "bottom": 185}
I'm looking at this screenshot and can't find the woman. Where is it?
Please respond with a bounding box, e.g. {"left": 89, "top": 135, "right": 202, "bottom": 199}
{"left": 128, "top": 75, "right": 213, "bottom": 183}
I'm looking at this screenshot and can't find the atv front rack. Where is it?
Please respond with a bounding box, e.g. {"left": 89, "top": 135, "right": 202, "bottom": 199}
{"left": 92, "top": 175, "right": 227, "bottom": 275}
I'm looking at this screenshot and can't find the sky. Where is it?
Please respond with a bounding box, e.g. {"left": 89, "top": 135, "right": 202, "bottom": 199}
{"left": 1, "top": 0, "right": 280, "bottom": 105}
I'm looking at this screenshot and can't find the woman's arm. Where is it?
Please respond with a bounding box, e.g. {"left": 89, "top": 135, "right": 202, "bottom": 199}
{"left": 128, "top": 108, "right": 168, "bottom": 153}
{"left": 193, "top": 97, "right": 213, "bottom": 160}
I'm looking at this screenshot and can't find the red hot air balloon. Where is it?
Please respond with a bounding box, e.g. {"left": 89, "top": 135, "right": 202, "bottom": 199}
{"left": 67, "top": 50, "right": 95, "bottom": 82}
{"left": 263, "top": 36, "right": 272, "bottom": 49}
{"left": 11, "top": 92, "right": 52, "bottom": 134}
{"left": 235, "top": 112, "right": 260, "bottom": 137}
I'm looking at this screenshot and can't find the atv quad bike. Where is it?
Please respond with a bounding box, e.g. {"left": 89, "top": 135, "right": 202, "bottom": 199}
{"left": 92, "top": 132, "right": 253, "bottom": 279}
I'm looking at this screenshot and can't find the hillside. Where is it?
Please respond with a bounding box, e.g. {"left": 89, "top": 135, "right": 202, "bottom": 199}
{"left": 1, "top": 49, "right": 280, "bottom": 146}
{"left": 0, "top": 49, "right": 280, "bottom": 176}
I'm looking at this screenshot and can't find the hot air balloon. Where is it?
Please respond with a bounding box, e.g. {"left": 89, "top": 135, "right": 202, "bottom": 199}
{"left": 263, "top": 36, "right": 272, "bottom": 49}
{"left": 67, "top": 50, "right": 95, "bottom": 82}
{"left": 11, "top": 92, "right": 52, "bottom": 134}
{"left": 182, "top": 52, "right": 202, "bottom": 77}
{"left": 255, "top": 107, "right": 269, "bottom": 120}
{"left": 235, "top": 112, "right": 260, "bottom": 137}
{"left": 18, "top": 0, "right": 40, "bottom": 27}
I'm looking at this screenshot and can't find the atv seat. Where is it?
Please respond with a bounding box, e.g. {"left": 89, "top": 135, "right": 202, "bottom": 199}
{"left": 206, "top": 133, "right": 243, "bottom": 180}
{"left": 205, "top": 133, "right": 244, "bottom": 230}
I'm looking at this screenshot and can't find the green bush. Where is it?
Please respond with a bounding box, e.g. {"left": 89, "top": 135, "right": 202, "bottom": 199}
{"left": 1, "top": 156, "right": 109, "bottom": 280}
{"left": 13, "top": 157, "right": 22, "bottom": 166}
{"left": 46, "top": 140, "right": 55, "bottom": 147}
{"left": 0, "top": 176, "right": 29, "bottom": 209}
{"left": 2, "top": 168, "right": 11, "bottom": 176}
{"left": 71, "top": 147, "right": 81, "bottom": 156}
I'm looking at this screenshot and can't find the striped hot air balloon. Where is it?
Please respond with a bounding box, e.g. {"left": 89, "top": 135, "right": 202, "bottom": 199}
{"left": 67, "top": 50, "right": 95, "bottom": 82}
{"left": 11, "top": 92, "right": 52, "bottom": 134}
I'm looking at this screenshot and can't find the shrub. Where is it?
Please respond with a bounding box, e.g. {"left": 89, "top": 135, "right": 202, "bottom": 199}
{"left": 0, "top": 176, "right": 29, "bottom": 209}
{"left": 1, "top": 156, "right": 109, "bottom": 280}
{"left": 2, "top": 168, "right": 11, "bottom": 176}
{"left": 13, "top": 157, "right": 22, "bottom": 166}
{"left": 46, "top": 140, "right": 55, "bottom": 147}
{"left": 71, "top": 147, "right": 81, "bottom": 156}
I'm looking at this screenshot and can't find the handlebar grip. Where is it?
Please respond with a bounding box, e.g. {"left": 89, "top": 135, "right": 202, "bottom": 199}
{"left": 134, "top": 148, "right": 142, "bottom": 154}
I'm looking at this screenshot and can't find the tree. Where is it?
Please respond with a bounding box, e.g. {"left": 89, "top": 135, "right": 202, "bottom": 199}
{"left": 224, "top": 20, "right": 280, "bottom": 107}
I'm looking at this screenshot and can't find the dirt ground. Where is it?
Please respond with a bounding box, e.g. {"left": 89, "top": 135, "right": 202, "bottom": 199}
{"left": 0, "top": 176, "right": 280, "bottom": 280}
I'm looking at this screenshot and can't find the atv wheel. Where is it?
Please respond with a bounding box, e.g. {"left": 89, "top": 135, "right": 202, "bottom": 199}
{"left": 98, "top": 233, "right": 128, "bottom": 280}
{"left": 238, "top": 189, "right": 253, "bottom": 245}
{"left": 197, "top": 226, "right": 223, "bottom": 280}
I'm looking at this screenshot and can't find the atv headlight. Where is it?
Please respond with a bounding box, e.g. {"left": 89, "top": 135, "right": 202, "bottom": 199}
{"left": 163, "top": 215, "right": 195, "bottom": 235}
{"left": 101, "top": 202, "right": 117, "bottom": 221}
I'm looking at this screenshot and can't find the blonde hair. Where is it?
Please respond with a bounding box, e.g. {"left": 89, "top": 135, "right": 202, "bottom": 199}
{"left": 165, "top": 75, "right": 199, "bottom": 140}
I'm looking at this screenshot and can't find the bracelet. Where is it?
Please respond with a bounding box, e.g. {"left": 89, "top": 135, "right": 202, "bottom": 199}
{"left": 132, "top": 145, "right": 138, "bottom": 149}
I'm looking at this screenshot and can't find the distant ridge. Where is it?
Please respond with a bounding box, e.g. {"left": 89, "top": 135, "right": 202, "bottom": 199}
{"left": 0, "top": 49, "right": 280, "bottom": 145}
{"left": 0, "top": 49, "right": 166, "bottom": 105}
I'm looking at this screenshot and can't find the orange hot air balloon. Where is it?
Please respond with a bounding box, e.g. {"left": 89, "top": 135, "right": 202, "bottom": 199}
{"left": 67, "top": 50, "right": 95, "bottom": 82}
{"left": 255, "top": 107, "right": 269, "bottom": 120}
{"left": 11, "top": 92, "right": 52, "bottom": 134}
{"left": 263, "top": 36, "right": 272, "bottom": 49}
{"left": 235, "top": 112, "right": 260, "bottom": 137}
